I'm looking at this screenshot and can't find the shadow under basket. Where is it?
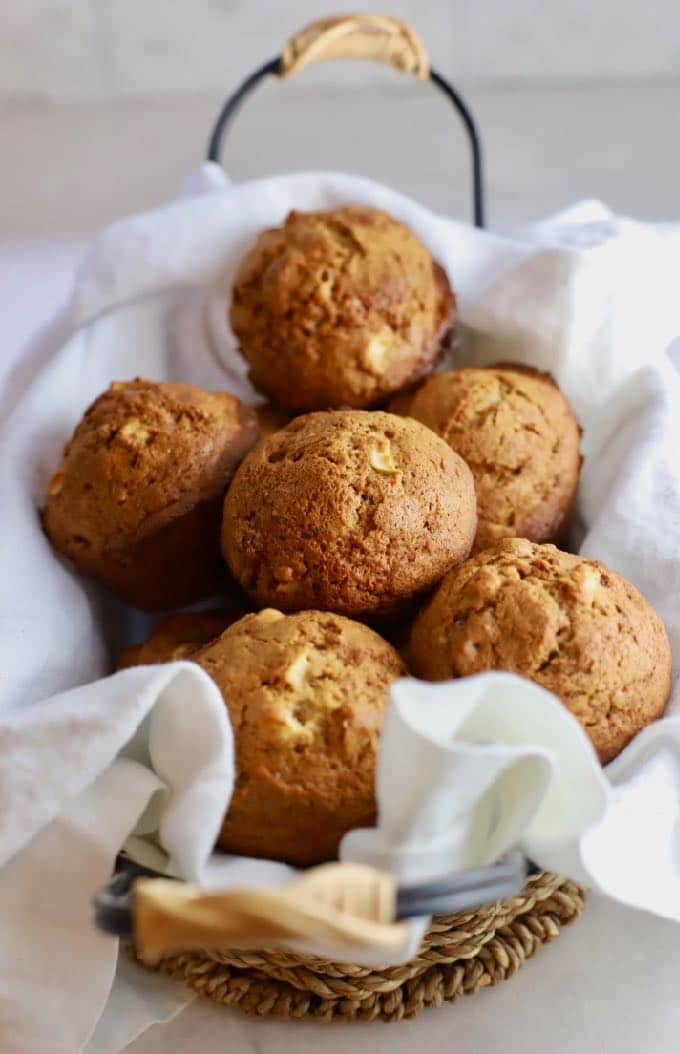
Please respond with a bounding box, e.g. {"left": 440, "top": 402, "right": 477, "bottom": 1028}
{"left": 136, "top": 873, "right": 585, "bottom": 1023}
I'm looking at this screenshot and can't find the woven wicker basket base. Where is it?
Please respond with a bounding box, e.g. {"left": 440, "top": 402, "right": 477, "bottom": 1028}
{"left": 141, "top": 872, "right": 585, "bottom": 1022}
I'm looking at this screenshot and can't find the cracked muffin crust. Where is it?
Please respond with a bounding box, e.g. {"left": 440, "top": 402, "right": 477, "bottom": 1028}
{"left": 196, "top": 608, "right": 407, "bottom": 865}
{"left": 117, "top": 610, "right": 240, "bottom": 669}
{"left": 221, "top": 410, "right": 477, "bottom": 618}
{"left": 230, "top": 206, "right": 455, "bottom": 411}
{"left": 394, "top": 365, "right": 582, "bottom": 552}
{"left": 409, "top": 538, "right": 672, "bottom": 763}
{"left": 43, "top": 378, "right": 259, "bottom": 610}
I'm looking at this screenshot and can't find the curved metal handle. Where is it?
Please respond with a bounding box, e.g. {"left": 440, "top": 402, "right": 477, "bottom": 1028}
{"left": 94, "top": 854, "right": 528, "bottom": 960}
{"left": 206, "top": 16, "right": 485, "bottom": 228}
{"left": 280, "top": 14, "right": 429, "bottom": 80}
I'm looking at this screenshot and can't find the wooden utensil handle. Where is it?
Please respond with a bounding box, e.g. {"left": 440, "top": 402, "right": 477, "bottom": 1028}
{"left": 134, "top": 862, "right": 408, "bottom": 963}
{"left": 280, "top": 14, "right": 429, "bottom": 80}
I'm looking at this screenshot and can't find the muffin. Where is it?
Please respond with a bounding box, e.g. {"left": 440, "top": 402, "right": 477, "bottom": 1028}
{"left": 222, "top": 410, "right": 477, "bottom": 618}
{"left": 117, "top": 610, "right": 239, "bottom": 669}
{"left": 196, "top": 608, "right": 407, "bottom": 865}
{"left": 230, "top": 206, "right": 455, "bottom": 411}
{"left": 394, "top": 365, "right": 582, "bottom": 552}
{"left": 409, "top": 538, "right": 672, "bottom": 763}
{"left": 43, "top": 378, "right": 258, "bottom": 611}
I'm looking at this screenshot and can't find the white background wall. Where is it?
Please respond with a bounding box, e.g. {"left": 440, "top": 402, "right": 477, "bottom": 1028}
{"left": 2, "top": 0, "right": 680, "bottom": 103}
{"left": 2, "top": 2, "right": 679, "bottom": 236}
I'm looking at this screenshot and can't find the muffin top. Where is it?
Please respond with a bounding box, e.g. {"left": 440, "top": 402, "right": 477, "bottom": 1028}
{"left": 409, "top": 538, "right": 672, "bottom": 763}
{"left": 44, "top": 378, "right": 258, "bottom": 563}
{"left": 230, "top": 206, "right": 455, "bottom": 411}
{"left": 398, "top": 365, "right": 582, "bottom": 551}
{"left": 197, "top": 608, "right": 406, "bottom": 865}
{"left": 117, "top": 610, "right": 239, "bottom": 669}
{"left": 222, "top": 410, "right": 477, "bottom": 617}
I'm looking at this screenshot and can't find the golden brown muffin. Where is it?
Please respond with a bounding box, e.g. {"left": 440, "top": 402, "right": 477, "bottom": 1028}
{"left": 394, "top": 365, "right": 582, "bottom": 552}
{"left": 117, "top": 610, "right": 240, "bottom": 669}
{"left": 230, "top": 206, "right": 455, "bottom": 411}
{"left": 409, "top": 539, "right": 672, "bottom": 763}
{"left": 196, "top": 608, "right": 406, "bottom": 865}
{"left": 222, "top": 410, "right": 477, "bottom": 618}
{"left": 43, "top": 378, "right": 259, "bottom": 611}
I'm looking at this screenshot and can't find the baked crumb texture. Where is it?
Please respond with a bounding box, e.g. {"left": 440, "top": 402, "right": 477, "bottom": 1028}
{"left": 43, "top": 378, "right": 259, "bottom": 610}
{"left": 395, "top": 365, "right": 582, "bottom": 552}
{"left": 409, "top": 538, "right": 672, "bottom": 763}
{"left": 222, "top": 409, "right": 477, "bottom": 618}
{"left": 196, "top": 608, "right": 407, "bottom": 865}
{"left": 230, "top": 206, "right": 455, "bottom": 411}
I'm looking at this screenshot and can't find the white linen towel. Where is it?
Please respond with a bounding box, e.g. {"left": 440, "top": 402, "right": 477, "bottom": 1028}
{"left": 0, "top": 165, "right": 678, "bottom": 1054}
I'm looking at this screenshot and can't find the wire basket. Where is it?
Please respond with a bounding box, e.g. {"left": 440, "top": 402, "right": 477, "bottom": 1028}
{"left": 132, "top": 13, "right": 586, "bottom": 1021}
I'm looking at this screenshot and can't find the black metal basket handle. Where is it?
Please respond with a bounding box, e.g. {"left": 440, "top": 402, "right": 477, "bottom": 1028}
{"left": 206, "top": 13, "right": 485, "bottom": 228}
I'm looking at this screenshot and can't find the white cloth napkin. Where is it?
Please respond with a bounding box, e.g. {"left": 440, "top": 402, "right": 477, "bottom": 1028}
{"left": 342, "top": 672, "right": 610, "bottom": 880}
{"left": 1, "top": 165, "right": 679, "bottom": 1054}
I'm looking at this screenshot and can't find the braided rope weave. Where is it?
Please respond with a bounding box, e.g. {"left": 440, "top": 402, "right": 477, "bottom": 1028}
{"left": 142, "top": 872, "right": 585, "bottom": 1022}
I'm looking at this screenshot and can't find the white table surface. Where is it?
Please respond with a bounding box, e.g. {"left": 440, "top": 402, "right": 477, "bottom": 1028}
{"left": 3, "top": 84, "right": 680, "bottom": 1051}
